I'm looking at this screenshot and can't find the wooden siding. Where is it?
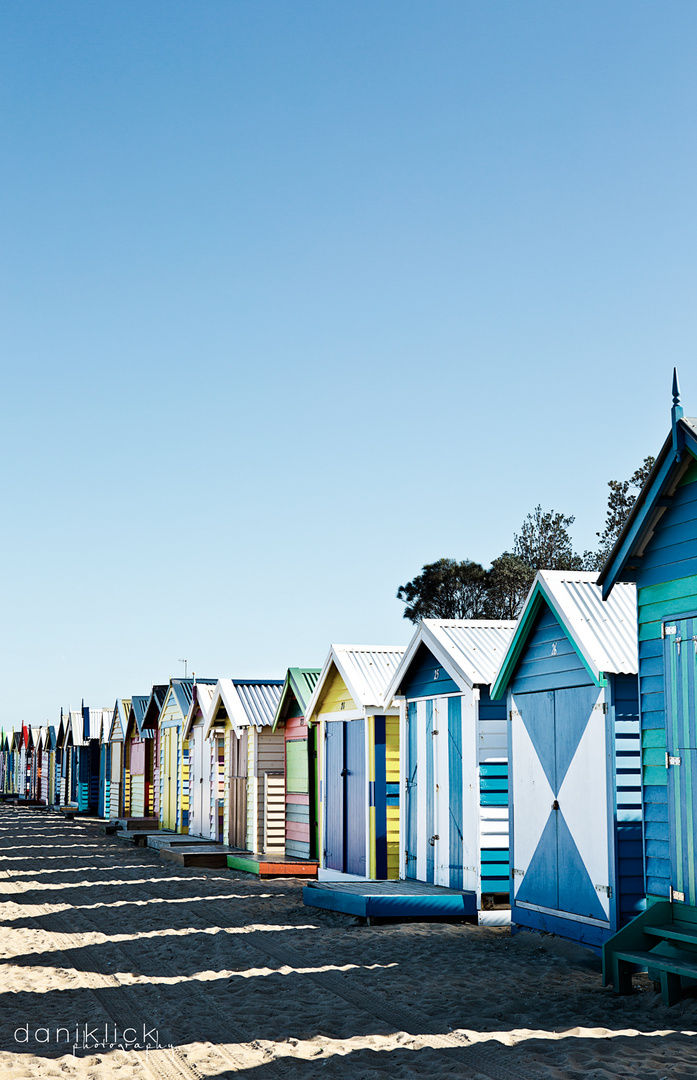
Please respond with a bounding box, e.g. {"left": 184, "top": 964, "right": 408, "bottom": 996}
{"left": 634, "top": 465, "right": 697, "bottom": 900}
{"left": 478, "top": 690, "right": 510, "bottom": 892}
{"left": 511, "top": 604, "right": 594, "bottom": 694}
{"left": 385, "top": 714, "right": 400, "bottom": 879}
{"left": 254, "top": 728, "right": 285, "bottom": 852}
{"left": 110, "top": 742, "right": 122, "bottom": 819}
{"left": 613, "top": 673, "right": 644, "bottom": 923}
{"left": 264, "top": 772, "right": 286, "bottom": 853}
{"left": 315, "top": 665, "right": 355, "bottom": 714}
{"left": 284, "top": 714, "right": 311, "bottom": 858}
{"left": 400, "top": 643, "right": 459, "bottom": 699}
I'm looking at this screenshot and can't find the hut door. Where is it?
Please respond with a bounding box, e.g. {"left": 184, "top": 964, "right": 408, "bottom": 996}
{"left": 404, "top": 702, "right": 418, "bottom": 878}
{"left": 227, "top": 731, "right": 247, "bottom": 850}
{"left": 324, "top": 720, "right": 366, "bottom": 876}
{"left": 511, "top": 687, "right": 611, "bottom": 924}
{"left": 664, "top": 617, "right": 697, "bottom": 907}
{"left": 161, "top": 729, "right": 177, "bottom": 830}
{"left": 190, "top": 732, "right": 203, "bottom": 836}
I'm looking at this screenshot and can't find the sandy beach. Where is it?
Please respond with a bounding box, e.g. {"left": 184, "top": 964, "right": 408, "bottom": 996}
{"left": 0, "top": 805, "right": 696, "bottom": 1080}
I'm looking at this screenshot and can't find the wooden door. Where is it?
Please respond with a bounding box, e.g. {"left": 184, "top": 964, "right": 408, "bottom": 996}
{"left": 323, "top": 720, "right": 366, "bottom": 875}
{"left": 511, "top": 686, "right": 611, "bottom": 925}
{"left": 227, "top": 731, "right": 247, "bottom": 849}
{"left": 161, "top": 728, "right": 177, "bottom": 830}
{"left": 664, "top": 616, "right": 697, "bottom": 907}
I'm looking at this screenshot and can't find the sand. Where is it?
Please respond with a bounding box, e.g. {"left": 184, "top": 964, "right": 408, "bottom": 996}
{"left": 0, "top": 805, "right": 696, "bottom": 1079}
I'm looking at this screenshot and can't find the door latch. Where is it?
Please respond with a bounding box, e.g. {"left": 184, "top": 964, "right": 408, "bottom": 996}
{"left": 429, "top": 835, "right": 439, "bottom": 846}
{"left": 670, "top": 885, "right": 686, "bottom": 902}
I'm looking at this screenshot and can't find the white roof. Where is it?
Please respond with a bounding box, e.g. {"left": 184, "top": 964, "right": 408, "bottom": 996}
{"left": 305, "top": 644, "right": 407, "bottom": 721}
{"left": 493, "top": 571, "right": 638, "bottom": 689}
{"left": 108, "top": 699, "right": 131, "bottom": 742}
{"left": 533, "top": 571, "right": 638, "bottom": 676}
{"left": 384, "top": 619, "right": 516, "bottom": 701}
{"left": 184, "top": 682, "right": 218, "bottom": 739}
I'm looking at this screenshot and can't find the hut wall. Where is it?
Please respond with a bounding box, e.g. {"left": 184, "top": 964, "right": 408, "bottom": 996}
{"left": 256, "top": 727, "right": 285, "bottom": 853}
{"left": 633, "top": 461, "right": 697, "bottom": 903}
{"left": 285, "top": 714, "right": 311, "bottom": 858}
{"left": 110, "top": 742, "right": 122, "bottom": 818}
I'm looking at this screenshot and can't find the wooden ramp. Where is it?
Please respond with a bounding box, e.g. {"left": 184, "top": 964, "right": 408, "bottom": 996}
{"left": 226, "top": 851, "right": 319, "bottom": 878}
{"left": 304, "top": 879, "right": 477, "bottom": 922}
{"left": 114, "top": 817, "right": 159, "bottom": 831}
{"left": 161, "top": 845, "right": 229, "bottom": 868}
{"left": 146, "top": 833, "right": 212, "bottom": 851}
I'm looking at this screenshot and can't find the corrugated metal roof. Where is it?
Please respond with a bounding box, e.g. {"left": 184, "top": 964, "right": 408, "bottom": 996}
{"left": 491, "top": 571, "right": 638, "bottom": 698}
{"left": 142, "top": 685, "right": 169, "bottom": 731}
{"left": 170, "top": 679, "right": 194, "bottom": 717}
{"left": 385, "top": 620, "right": 516, "bottom": 701}
{"left": 536, "top": 571, "right": 638, "bottom": 676}
{"left": 272, "top": 668, "right": 322, "bottom": 730}
{"left": 130, "top": 695, "right": 150, "bottom": 736}
{"left": 234, "top": 680, "right": 284, "bottom": 728}
{"left": 306, "top": 645, "right": 407, "bottom": 721}
{"left": 425, "top": 621, "right": 518, "bottom": 686}
{"left": 183, "top": 680, "right": 219, "bottom": 738}
{"left": 290, "top": 668, "right": 321, "bottom": 710}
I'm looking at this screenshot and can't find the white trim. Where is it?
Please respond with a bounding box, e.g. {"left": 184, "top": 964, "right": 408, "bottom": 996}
{"left": 515, "top": 901, "right": 610, "bottom": 928}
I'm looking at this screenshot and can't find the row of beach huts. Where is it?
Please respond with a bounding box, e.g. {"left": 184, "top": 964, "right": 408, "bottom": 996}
{"left": 3, "top": 388, "right": 697, "bottom": 1004}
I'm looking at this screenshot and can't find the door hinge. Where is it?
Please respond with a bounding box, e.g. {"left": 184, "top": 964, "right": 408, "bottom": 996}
{"left": 663, "top": 624, "right": 677, "bottom": 639}
{"left": 670, "top": 885, "right": 686, "bottom": 903}
{"left": 511, "top": 868, "right": 524, "bottom": 877}
{"left": 595, "top": 884, "right": 612, "bottom": 898}
{"left": 602, "top": 702, "right": 609, "bottom": 714}
{"left": 666, "top": 752, "right": 682, "bottom": 768}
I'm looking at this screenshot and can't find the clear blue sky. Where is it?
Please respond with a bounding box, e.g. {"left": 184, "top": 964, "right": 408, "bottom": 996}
{"left": 2, "top": 1, "right": 696, "bottom": 727}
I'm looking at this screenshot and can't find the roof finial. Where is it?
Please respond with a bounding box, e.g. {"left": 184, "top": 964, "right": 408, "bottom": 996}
{"left": 672, "top": 367, "right": 684, "bottom": 459}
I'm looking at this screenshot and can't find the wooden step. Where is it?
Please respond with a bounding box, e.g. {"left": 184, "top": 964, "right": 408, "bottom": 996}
{"left": 160, "top": 846, "right": 229, "bottom": 868}
{"left": 644, "top": 921, "right": 697, "bottom": 947}
{"left": 612, "top": 948, "right": 697, "bottom": 1006}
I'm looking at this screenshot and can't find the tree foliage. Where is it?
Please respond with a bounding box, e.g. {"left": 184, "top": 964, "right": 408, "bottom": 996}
{"left": 396, "top": 456, "right": 653, "bottom": 623}
{"left": 586, "top": 455, "right": 655, "bottom": 570}
{"left": 485, "top": 553, "right": 535, "bottom": 619}
{"left": 396, "top": 558, "right": 488, "bottom": 623}
{"left": 513, "top": 504, "right": 583, "bottom": 572}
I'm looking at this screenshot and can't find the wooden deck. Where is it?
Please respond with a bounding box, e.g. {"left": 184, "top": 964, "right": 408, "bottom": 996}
{"left": 304, "top": 879, "right": 477, "bottom": 921}
{"left": 226, "top": 851, "right": 319, "bottom": 878}
{"left": 160, "top": 845, "right": 230, "bottom": 868}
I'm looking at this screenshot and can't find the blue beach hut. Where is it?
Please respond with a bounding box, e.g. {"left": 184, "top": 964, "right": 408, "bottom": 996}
{"left": 600, "top": 376, "right": 697, "bottom": 1000}
{"left": 491, "top": 570, "right": 641, "bottom": 949}
{"left": 384, "top": 620, "right": 515, "bottom": 923}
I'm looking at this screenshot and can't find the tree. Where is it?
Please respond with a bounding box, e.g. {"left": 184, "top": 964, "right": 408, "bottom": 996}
{"left": 586, "top": 455, "right": 655, "bottom": 570}
{"left": 513, "top": 505, "right": 584, "bottom": 572}
{"left": 485, "top": 553, "right": 534, "bottom": 619}
{"left": 396, "top": 558, "right": 488, "bottom": 623}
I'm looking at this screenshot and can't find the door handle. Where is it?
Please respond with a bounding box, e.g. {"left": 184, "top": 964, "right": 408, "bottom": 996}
{"left": 552, "top": 800, "right": 559, "bottom": 810}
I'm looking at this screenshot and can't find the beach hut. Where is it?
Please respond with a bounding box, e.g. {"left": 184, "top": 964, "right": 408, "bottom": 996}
{"left": 158, "top": 678, "right": 216, "bottom": 833}
{"left": 384, "top": 620, "right": 515, "bottom": 921}
{"left": 62, "top": 708, "right": 101, "bottom": 812}
{"left": 271, "top": 668, "right": 321, "bottom": 860}
{"left": 36, "top": 727, "right": 51, "bottom": 805}
{"left": 53, "top": 714, "right": 65, "bottom": 806}
{"left": 0, "top": 732, "right": 8, "bottom": 794}
{"left": 490, "top": 571, "right": 641, "bottom": 947}
{"left": 183, "top": 681, "right": 219, "bottom": 840}
{"left": 18, "top": 725, "right": 30, "bottom": 799}
{"left": 304, "top": 645, "right": 406, "bottom": 880}
{"left": 46, "top": 726, "right": 57, "bottom": 805}
{"left": 122, "top": 695, "right": 153, "bottom": 818}
{"left": 203, "top": 679, "right": 284, "bottom": 852}
{"left": 599, "top": 377, "right": 697, "bottom": 1000}
{"left": 141, "top": 685, "right": 169, "bottom": 821}
{"left": 12, "top": 729, "right": 23, "bottom": 796}
{"left": 107, "top": 699, "right": 130, "bottom": 819}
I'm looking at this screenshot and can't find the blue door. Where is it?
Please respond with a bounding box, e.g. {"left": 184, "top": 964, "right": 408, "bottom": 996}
{"left": 325, "top": 723, "right": 344, "bottom": 871}
{"left": 405, "top": 701, "right": 418, "bottom": 879}
{"left": 663, "top": 616, "right": 697, "bottom": 907}
{"left": 511, "top": 686, "right": 612, "bottom": 927}
{"left": 345, "top": 720, "right": 366, "bottom": 876}
{"left": 324, "top": 720, "right": 366, "bottom": 875}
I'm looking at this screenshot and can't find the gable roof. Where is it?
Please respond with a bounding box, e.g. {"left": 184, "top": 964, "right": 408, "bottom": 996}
{"left": 598, "top": 406, "right": 697, "bottom": 597}
{"left": 63, "top": 710, "right": 85, "bottom": 747}
{"left": 491, "top": 570, "right": 638, "bottom": 699}
{"left": 142, "top": 685, "right": 169, "bottom": 732}
{"left": 108, "top": 699, "right": 131, "bottom": 742}
{"left": 384, "top": 620, "right": 516, "bottom": 702}
{"left": 183, "top": 680, "right": 219, "bottom": 739}
{"left": 272, "top": 667, "right": 322, "bottom": 731}
{"left": 203, "top": 678, "right": 284, "bottom": 739}
{"left": 305, "top": 644, "right": 407, "bottom": 723}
